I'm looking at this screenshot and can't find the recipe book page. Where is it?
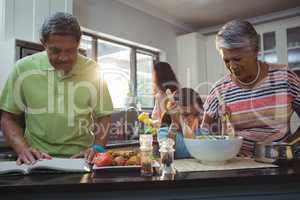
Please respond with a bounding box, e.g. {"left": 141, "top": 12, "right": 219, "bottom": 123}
{"left": 0, "top": 158, "right": 91, "bottom": 175}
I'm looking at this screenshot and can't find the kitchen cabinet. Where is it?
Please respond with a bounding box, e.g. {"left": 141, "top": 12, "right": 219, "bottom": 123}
{"left": 0, "top": 0, "right": 72, "bottom": 92}
{"left": 258, "top": 32, "right": 277, "bottom": 63}
{"left": 1, "top": 0, "right": 73, "bottom": 42}
{"left": 255, "top": 16, "right": 300, "bottom": 133}
{"left": 255, "top": 16, "right": 300, "bottom": 70}
{"left": 3, "top": 0, "right": 73, "bottom": 43}
{"left": 287, "top": 26, "right": 300, "bottom": 71}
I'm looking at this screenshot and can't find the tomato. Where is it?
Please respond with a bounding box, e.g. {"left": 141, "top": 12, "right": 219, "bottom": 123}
{"left": 126, "top": 155, "right": 141, "bottom": 166}
{"left": 93, "top": 152, "right": 113, "bottom": 167}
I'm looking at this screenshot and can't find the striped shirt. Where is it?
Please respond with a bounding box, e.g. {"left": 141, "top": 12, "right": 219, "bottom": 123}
{"left": 203, "top": 63, "right": 300, "bottom": 156}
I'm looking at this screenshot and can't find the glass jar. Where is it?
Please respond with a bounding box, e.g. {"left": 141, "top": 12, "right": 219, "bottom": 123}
{"left": 139, "top": 134, "right": 153, "bottom": 176}
{"left": 140, "top": 148, "right": 153, "bottom": 176}
{"left": 159, "top": 138, "right": 176, "bottom": 176}
{"left": 139, "top": 134, "right": 153, "bottom": 149}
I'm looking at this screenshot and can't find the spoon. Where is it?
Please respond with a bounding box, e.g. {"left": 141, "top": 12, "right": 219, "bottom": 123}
{"left": 288, "top": 136, "right": 300, "bottom": 146}
{"left": 215, "top": 90, "right": 235, "bottom": 138}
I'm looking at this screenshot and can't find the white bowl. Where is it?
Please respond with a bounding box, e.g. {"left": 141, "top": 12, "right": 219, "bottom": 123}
{"left": 184, "top": 136, "right": 243, "bottom": 165}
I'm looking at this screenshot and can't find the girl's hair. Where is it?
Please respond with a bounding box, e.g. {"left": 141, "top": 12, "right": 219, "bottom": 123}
{"left": 153, "top": 62, "right": 179, "bottom": 93}
{"left": 161, "top": 88, "right": 203, "bottom": 126}
{"left": 173, "top": 88, "right": 203, "bottom": 109}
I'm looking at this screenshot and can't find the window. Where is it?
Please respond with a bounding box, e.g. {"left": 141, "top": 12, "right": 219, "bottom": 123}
{"left": 80, "top": 35, "right": 93, "bottom": 57}
{"left": 136, "top": 52, "right": 155, "bottom": 108}
{"left": 97, "top": 40, "right": 131, "bottom": 109}
{"left": 80, "top": 32, "right": 159, "bottom": 110}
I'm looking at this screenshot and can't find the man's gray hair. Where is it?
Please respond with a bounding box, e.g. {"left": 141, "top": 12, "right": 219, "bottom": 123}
{"left": 216, "top": 20, "right": 259, "bottom": 51}
{"left": 40, "top": 12, "right": 82, "bottom": 42}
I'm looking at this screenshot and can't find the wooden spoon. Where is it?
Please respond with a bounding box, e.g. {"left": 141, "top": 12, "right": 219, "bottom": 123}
{"left": 288, "top": 136, "right": 300, "bottom": 145}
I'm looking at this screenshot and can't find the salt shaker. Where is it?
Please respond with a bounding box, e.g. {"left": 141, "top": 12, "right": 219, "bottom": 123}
{"left": 139, "top": 134, "right": 153, "bottom": 176}
{"left": 159, "top": 138, "right": 176, "bottom": 176}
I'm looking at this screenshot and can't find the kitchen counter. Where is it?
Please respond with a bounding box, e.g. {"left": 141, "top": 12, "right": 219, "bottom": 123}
{"left": 1, "top": 160, "right": 300, "bottom": 200}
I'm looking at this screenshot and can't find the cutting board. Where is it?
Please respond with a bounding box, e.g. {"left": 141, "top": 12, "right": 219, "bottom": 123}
{"left": 174, "top": 157, "right": 277, "bottom": 172}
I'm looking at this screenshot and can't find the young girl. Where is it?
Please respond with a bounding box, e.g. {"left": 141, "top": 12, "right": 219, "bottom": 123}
{"left": 158, "top": 88, "right": 204, "bottom": 159}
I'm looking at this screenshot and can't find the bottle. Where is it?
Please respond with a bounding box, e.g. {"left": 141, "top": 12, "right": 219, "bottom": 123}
{"left": 139, "top": 134, "right": 153, "bottom": 176}
{"left": 159, "top": 138, "right": 176, "bottom": 176}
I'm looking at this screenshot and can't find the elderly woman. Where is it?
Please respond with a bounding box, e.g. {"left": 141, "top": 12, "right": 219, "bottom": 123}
{"left": 201, "top": 20, "right": 300, "bottom": 157}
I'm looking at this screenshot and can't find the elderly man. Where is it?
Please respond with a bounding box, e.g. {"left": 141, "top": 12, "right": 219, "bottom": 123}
{"left": 0, "top": 12, "right": 113, "bottom": 165}
{"left": 201, "top": 20, "right": 300, "bottom": 156}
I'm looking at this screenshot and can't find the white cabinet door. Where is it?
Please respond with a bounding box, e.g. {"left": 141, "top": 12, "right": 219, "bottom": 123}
{"left": 255, "top": 21, "right": 281, "bottom": 64}
{"left": 281, "top": 16, "right": 300, "bottom": 71}
{"left": 255, "top": 15, "right": 300, "bottom": 67}
{"left": 13, "top": 0, "right": 73, "bottom": 43}
{"left": 50, "top": 0, "right": 73, "bottom": 14}
{"left": 14, "top": 0, "right": 35, "bottom": 42}
{"left": 34, "top": 0, "right": 51, "bottom": 42}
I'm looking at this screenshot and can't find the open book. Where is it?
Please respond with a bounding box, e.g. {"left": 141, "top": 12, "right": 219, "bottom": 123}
{"left": 0, "top": 158, "right": 91, "bottom": 175}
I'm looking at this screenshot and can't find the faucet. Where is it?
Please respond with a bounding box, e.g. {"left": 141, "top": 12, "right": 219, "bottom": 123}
{"left": 125, "top": 106, "right": 140, "bottom": 140}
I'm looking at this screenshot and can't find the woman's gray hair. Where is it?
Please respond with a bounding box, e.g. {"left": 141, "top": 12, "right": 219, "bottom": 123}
{"left": 40, "top": 12, "right": 82, "bottom": 42}
{"left": 216, "top": 20, "right": 259, "bottom": 51}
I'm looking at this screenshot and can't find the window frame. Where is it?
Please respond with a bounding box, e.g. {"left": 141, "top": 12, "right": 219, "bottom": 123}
{"left": 81, "top": 31, "right": 159, "bottom": 110}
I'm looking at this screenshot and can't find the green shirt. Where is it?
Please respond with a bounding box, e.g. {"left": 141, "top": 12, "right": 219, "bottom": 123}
{"left": 0, "top": 51, "right": 113, "bottom": 157}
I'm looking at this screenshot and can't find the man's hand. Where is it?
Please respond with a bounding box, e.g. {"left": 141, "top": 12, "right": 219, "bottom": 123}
{"left": 16, "top": 147, "right": 52, "bottom": 165}
{"left": 71, "top": 115, "right": 112, "bottom": 163}
{"left": 71, "top": 148, "right": 96, "bottom": 164}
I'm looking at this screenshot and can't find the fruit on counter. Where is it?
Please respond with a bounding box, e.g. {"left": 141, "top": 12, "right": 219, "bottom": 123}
{"left": 93, "top": 152, "right": 113, "bottom": 167}
{"left": 126, "top": 155, "right": 141, "bottom": 166}
{"left": 113, "top": 156, "right": 126, "bottom": 166}
{"left": 93, "top": 150, "right": 142, "bottom": 167}
{"left": 111, "top": 150, "right": 136, "bottom": 159}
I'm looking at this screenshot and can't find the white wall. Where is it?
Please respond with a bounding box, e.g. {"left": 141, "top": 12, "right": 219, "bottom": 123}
{"left": 73, "top": 0, "right": 188, "bottom": 72}
{"left": 177, "top": 33, "right": 208, "bottom": 94}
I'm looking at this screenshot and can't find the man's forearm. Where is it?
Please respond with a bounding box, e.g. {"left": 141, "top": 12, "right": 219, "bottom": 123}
{"left": 0, "top": 112, "right": 28, "bottom": 154}
{"left": 93, "top": 115, "right": 112, "bottom": 146}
